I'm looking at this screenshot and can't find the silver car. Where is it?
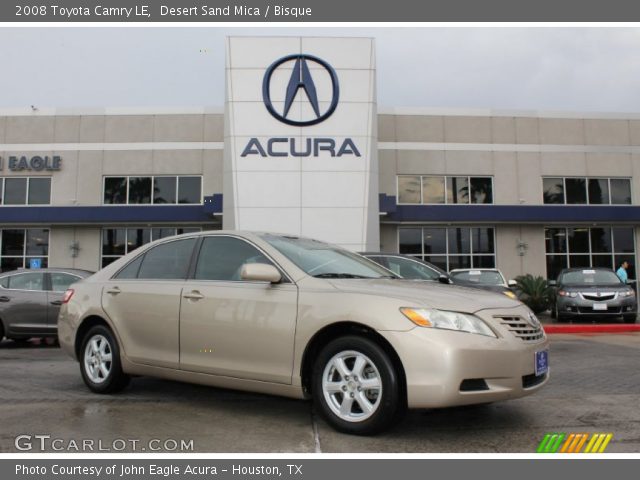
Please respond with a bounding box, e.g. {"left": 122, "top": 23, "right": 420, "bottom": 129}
{"left": 0, "top": 268, "right": 93, "bottom": 341}
{"left": 551, "top": 268, "right": 637, "bottom": 323}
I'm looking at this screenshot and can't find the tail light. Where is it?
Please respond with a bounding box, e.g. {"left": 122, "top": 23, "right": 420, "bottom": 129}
{"left": 62, "top": 289, "right": 75, "bottom": 304}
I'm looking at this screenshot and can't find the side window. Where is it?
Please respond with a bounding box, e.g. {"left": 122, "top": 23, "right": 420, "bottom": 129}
{"left": 114, "top": 255, "right": 144, "bottom": 279}
{"left": 388, "top": 257, "right": 440, "bottom": 280}
{"left": 50, "top": 273, "right": 80, "bottom": 292}
{"left": 8, "top": 272, "right": 45, "bottom": 291}
{"left": 366, "top": 256, "right": 389, "bottom": 269}
{"left": 0, "top": 277, "right": 8, "bottom": 288}
{"left": 194, "top": 236, "right": 275, "bottom": 281}
{"left": 137, "top": 238, "right": 196, "bottom": 280}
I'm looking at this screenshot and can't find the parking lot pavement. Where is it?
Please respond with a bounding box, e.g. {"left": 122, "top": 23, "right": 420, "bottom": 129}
{"left": 1, "top": 334, "right": 640, "bottom": 453}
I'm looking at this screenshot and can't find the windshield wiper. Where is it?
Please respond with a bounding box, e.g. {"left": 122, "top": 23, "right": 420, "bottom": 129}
{"left": 313, "top": 273, "right": 374, "bottom": 279}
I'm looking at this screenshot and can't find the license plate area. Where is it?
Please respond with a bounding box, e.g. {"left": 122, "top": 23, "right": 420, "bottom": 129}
{"left": 593, "top": 302, "right": 608, "bottom": 311}
{"left": 535, "top": 350, "right": 549, "bottom": 377}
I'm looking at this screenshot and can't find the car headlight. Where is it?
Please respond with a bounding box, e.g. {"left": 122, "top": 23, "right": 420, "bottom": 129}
{"left": 503, "top": 290, "right": 517, "bottom": 299}
{"left": 621, "top": 289, "right": 635, "bottom": 297}
{"left": 558, "top": 290, "right": 577, "bottom": 298}
{"left": 399, "top": 307, "right": 496, "bottom": 337}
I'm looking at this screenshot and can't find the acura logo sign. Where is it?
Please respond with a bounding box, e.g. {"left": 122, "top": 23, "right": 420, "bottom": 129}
{"left": 262, "top": 54, "right": 340, "bottom": 127}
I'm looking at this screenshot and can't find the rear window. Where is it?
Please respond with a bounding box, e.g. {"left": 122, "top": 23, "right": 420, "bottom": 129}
{"left": 450, "top": 270, "right": 504, "bottom": 286}
{"left": 560, "top": 269, "right": 622, "bottom": 285}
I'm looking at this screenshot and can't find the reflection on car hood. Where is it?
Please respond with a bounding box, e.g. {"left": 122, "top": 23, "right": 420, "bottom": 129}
{"left": 451, "top": 282, "right": 509, "bottom": 293}
{"left": 326, "top": 278, "right": 521, "bottom": 312}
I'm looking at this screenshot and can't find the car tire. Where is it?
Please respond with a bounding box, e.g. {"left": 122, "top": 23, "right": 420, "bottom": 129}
{"left": 550, "top": 305, "right": 557, "bottom": 319}
{"left": 312, "top": 335, "right": 402, "bottom": 435}
{"left": 623, "top": 314, "right": 637, "bottom": 324}
{"left": 79, "top": 325, "right": 130, "bottom": 394}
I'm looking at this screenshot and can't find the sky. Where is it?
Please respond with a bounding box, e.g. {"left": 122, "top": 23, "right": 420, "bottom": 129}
{"left": 1, "top": 27, "right": 640, "bottom": 112}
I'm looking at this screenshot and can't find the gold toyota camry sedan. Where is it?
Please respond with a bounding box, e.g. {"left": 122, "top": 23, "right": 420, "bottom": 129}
{"left": 59, "top": 231, "right": 549, "bottom": 435}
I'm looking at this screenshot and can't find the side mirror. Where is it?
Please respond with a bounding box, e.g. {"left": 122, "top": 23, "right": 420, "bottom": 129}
{"left": 438, "top": 274, "right": 451, "bottom": 285}
{"left": 507, "top": 279, "right": 517, "bottom": 287}
{"left": 240, "top": 263, "right": 282, "bottom": 284}
{"left": 548, "top": 280, "right": 557, "bottom": 287}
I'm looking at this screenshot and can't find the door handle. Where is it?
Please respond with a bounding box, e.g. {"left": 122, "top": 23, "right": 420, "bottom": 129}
{"left": 106, "top": 287, "right": 121, "bottom": 295}
{"left": 50, "top": 300, "right": 63, "bottom": 306}
{"left": 183, "top": 291, "right": 204, "bottom": 300}
{"left": 0, "top": 296, "right": 10, "bottom": 303}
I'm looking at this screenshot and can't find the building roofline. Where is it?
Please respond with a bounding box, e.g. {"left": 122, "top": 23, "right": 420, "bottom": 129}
{"left": 0, "top": 106, "right": 224, "bottom": 117}
{"left": 377, "top": 106, "right": 640, "bottom": 120}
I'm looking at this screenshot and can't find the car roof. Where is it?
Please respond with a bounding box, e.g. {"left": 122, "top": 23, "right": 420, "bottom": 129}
{"left": 450, "top": 268, "right": 500, "bottom": 273}
{"left": 559, "top": 267, "right": 613, "bottom": 273}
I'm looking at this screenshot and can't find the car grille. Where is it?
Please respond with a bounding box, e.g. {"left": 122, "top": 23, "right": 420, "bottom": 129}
{"left": 496, "top": 316, "right": 545, "bottom": 342}
{"left": 581, "top": 292, "right": 616, "bottom": 301}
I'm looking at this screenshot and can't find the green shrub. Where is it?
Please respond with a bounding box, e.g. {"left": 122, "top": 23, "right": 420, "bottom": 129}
{"left": 514, "top": 274, "right": 553, "bottom": 314}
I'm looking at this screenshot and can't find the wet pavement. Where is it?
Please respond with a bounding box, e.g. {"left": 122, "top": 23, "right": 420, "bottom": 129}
{"left": 1, "top": 333, "right": 639, "bottom": 453}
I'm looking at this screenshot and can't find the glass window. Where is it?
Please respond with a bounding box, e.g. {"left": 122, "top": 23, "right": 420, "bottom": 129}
{"left": 128, "top": 177, "right": 152, "bottom": 204}
{"left": 470, "top": 177, "right": 493, "bottom": 204}
{"left": 2, "top": 230, "right": 25, "bottom": 256}
{"left": 102, "top": 229, "right": 126, "bottom": 256}
{"left": 610, "top": 179, "right": 632, "bottom": 204}
{"left": 178, "top": 176, "right": 202, "bottom": 204}
{"left": 568, "top": 228, "right": 590, "bottom": 253}
{"left": 565, "top": 178, "right": 587, "bottom": 204}
{"left": 194, "top": 236, "right": 274, "bottom": 281}
{"left": 544, "top": 226, "right": 636, "bottom": 280}
{"left": 27, "top": 178, "right": 51, "bottom": 205}
{"left": 8, "top": 272, "right": 44, "bottom": 291}
{"left": 153, "top": 177, "right": 177, "bottom": 204}
{"left": 545, "top": 228, "right": 567, "bottom": 254}
{"left": 384, "top": 256, "right": 441, "bottom": 281}
{"left": 543, "top": 178, "right": 564, "bottom": 204}
{"left": 0, "top": 180, "right": 3, "bottom": 205}
{"left": 26, "top": 229, "right": 49, "bottom": 256}
{"left": 137, "top": 238, "right": 196, "bottom": 280}
{"left": 422, "top": 228, "right": 446, "bottom": 255}
{"left": 1, "top": 257, "right": 23, "bottom": 272}
{"left": 398, "top": 228, "right": 422, "bottom": 255}
{"left": 397, "top": 176, "right": 421, "bottom": 204}
{"left": 446, "top": 177, "right": 469, "bottom": 204}
{"left": 0, "top": 276, "right": 7, "bottom": 288}
{"left": 126, "top": 228, "right": 151, "bottom": 253}
{"left": 590, "top": 227, "right": 612, "bottom": 253}
{"left": 447, "top": 227, "right": 470, "bottom": 254}
{"left": 3, "top": 178, "right": 27, "bottom": 205}
{"left": 472, "top": 228, "right": 494, "bottom": 254}
{"left": 114, "top": 255, "right": 144, "bottom": 279}
{"left": 423, "top": 256, "right": 447, "bottom": 271}
{"left": 152, "top": 228, "right": 178, "bottom": 240}
{"left": 104, "top": 177, "right": 127, "bottom": 204}
{"left": 473, "top": 256, "right": 496, "bottom": 268}
{"left": 422, "top": 177, "right": 445, "bottom": 204}
{"left": 50, "top": 273, "right": 81, "bottom": 292}
{"left": 613, "top": 227, "right": 635, "bottom": 253}
{"left": 588, "top": 178, "right": 609, "bottom": 205}
{"left": 450, "top": 270, "right": 505, "bottom": 286}
{"left": 448, "top": 255, "right": 472, "bottom": 270}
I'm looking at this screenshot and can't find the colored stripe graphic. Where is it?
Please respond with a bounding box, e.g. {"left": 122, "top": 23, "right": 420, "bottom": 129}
{"left": 537, "top": 433, "right": 613, "bottom": 453}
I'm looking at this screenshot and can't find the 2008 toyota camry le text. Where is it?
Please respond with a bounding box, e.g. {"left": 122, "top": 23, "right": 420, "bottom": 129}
{"left": 58, "top": 231, "right": 549, "bottom": 435}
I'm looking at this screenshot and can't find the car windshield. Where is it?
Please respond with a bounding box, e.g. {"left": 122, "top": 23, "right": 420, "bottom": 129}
{"left": 450, "top": 270, "right": 504, "bottom": 286}
{"left": 261, "top": 235, "right": 396, "bottom": 279}
{"left": 378, "top": 256, "right": 441, "bottom": 280}
{"left": 560, "top": 269, "right": 622, "bottom": 286}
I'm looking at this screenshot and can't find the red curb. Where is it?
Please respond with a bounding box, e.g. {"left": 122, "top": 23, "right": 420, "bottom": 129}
{"left": 543, "top": 324, "right": 640, "bottom": 334}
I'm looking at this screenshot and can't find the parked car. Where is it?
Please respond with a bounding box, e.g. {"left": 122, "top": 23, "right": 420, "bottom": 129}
{"left": 59, "top": 231, "right": 549, "bottom": 435}
{"left": 550, "top": 267, "right": 637, "bottom": 323}
{"left": 449, "top": 268, "right": 518, "bottom": 299}
{"left": 360, "top": 252, "right": 451, "bottom": 284}
{"left": 0, "top": 268, "right": 93, "bottom": 341}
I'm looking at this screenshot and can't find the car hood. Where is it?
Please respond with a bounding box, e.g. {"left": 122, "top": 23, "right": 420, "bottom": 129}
{"left": 325, "top": 278, "right": 521, "bottom": 313}
{"left": 451, "top": 282, "right": 509, "bottom": 293}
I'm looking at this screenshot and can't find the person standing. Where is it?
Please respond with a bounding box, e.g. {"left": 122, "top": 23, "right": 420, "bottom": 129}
{"left": 616, "top": 260, "right": 629, "bottom": 284}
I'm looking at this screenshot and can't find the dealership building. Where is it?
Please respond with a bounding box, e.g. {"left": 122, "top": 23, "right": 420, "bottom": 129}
{"left": 1, "top": 36, "right": 639, "bottom": 281}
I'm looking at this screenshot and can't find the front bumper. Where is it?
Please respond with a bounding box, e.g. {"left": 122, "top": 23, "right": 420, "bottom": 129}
{"left": 379, "top": 309, "right": 549, "bottom": 409}
{"left": 556, "top": 296, "right": 636, "bottom": 317}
